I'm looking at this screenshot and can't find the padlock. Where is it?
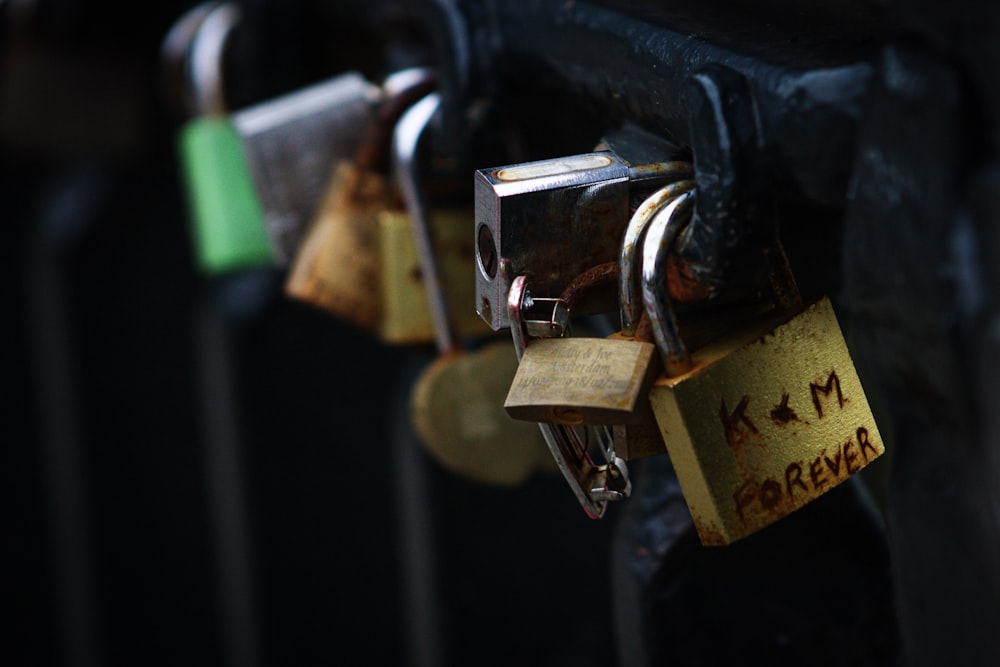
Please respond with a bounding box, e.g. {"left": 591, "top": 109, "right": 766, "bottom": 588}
{"left": 474, "top": 146, "right": 695, "bottom": 332}
{"left": 377, "top": 207, "right": 491, "bottom": 344}
{"left": 284, "top": 70, "right": 487, "bottom": 344}
{"left": 474, "top": 152, "right": 631, "bottom": 331}
{"left": 503, "top": 179, "right": 693, "bottom": 442}
{"left": 503, "top": 265, "right": 662, "bottom": 428}
{"left": 174, "top": 3, "right": 275, "bottom": 274}
{"left": 410, "top": 339, "right": 556, "bottom": 486}
{"left": 642, "top": 191, "right": 885, "bottom": 546}
{"left": 506, "top": 275, "right": 631, "bottom": 518}
{"left": 284, "top": 67, "right": 434, "bottom": 331}
{"left": 384, "top": 93, "right": 558, "bottom": 486}
{"left": 232, "top": 71, "right": 382, "bottom": 265}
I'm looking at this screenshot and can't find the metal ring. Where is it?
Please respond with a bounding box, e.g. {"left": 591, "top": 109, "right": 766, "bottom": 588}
{"left": 619, "top": 179, "right": 694, "bottom": 336}
{"left": 641, "top": 190, "right": 697, "bottom": 375}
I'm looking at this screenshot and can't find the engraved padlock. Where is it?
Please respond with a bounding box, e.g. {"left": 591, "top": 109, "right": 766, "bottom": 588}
{"left": 642, "top": 191, "right": 885, "bottom": 546}
{"left": 507, "top": 275, "right": 631, "bottom": 518}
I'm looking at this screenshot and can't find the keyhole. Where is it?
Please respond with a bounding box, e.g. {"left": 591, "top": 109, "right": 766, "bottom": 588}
{"left": 477, "top": 224, "right": 498, "bottom": 279}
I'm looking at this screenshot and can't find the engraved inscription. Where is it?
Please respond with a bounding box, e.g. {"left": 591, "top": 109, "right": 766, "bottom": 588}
{"left": 770, "top": 392, "right": 799, "bottom": 425}
{"left": 810, "top": 371, "right": 845, "bottom": 418}
{"left": 512, "top": 342, "right": 643, "bottom": 394}
{"left": 720, "top": 395, "right": 759, "bottom": 448}
{"left": 732, "top": 426, "right": 881, "bottom": 523}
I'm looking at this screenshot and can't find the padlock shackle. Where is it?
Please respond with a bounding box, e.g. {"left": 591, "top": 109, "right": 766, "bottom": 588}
{"left": 391, "top": 92, "right": 457, "bottom": 356}
{"left": 620, "top": 179, "right": 694, "bottom": 337}
{"left": 185, "top": 2, "right": 241, "bottom": 118}
{"left": 355, "top": 67, "right": 439, "bottom": 173}
{"left": 641, "top": 190, "right": 696, "bottom": 376}
{"left": 160, "top": 2, "right": 218, "bottom": 119}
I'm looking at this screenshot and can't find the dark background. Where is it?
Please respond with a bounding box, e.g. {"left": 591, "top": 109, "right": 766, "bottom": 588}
{"left": 5, "top": 2, "right": 617, "bottom": 665}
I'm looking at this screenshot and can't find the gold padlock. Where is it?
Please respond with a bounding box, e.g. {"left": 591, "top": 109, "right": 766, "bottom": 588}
{"left": 410, "top": 339, "right": 557, "bottom": 486}
{"left": 377, "top": 207, "right": 491, "bottom": 344}
{"left": 643, "top": 191, "right": 885, "bottom": 546}
{"left": 504, "top": 177, "right": 694, "bottom": 429}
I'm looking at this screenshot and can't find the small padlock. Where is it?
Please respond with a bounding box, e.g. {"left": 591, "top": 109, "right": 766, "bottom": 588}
{"left": 642, "top": 191, "right": 885, "bottom": 546}
{"left": 503, "top": 267, "right": 662, "bottom": 427}
{"left": 503, "top": 179, "right": 693, "bottom": 437}
{"left": 284, "top": 159, "right": 391, "bottom": 331}
{"left": 377, "top": 207, "right": 491, "bottom": 344}
{"left": 391, "top": 92, "right": 555, "bottom": 485}
{"left": 506, "top": 275, "right": 631, "bottom": 518}
{"left": 410, "top": 339, "right": 556, "bottom": 487}
{"left": 174, "top": 3, "right": 274, "bottom": 274}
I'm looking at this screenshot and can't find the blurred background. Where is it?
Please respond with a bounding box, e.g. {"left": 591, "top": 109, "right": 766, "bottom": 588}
{"left": 5, "top": 2, "right": 619, "bottom": 665}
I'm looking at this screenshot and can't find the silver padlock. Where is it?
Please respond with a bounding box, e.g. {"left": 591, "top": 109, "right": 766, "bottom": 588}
{"left": 474, "top": 148, "right": 693, "bottom": 332}
{"left": 231, "top": 72, "right": 382, "bottom": 264}
{"left": 474, "top": 152, "right": 631, "bottom": 331}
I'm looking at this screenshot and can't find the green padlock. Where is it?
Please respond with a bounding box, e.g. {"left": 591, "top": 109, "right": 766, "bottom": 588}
{"left": 175, "top": 4, "right": 274, "bottom": 274}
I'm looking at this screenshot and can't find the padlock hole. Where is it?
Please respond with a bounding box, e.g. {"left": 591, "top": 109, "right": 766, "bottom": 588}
{"left": 477, "top": 223, "right": 498, "bottom": 279}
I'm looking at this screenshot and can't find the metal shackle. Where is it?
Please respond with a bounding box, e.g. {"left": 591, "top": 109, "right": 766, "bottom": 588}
{"left": 619, "top": 178, "right": 695, "bottom": 337}
{"left": 392, "top": 92, "right": 456, "bottom": 356}
{"left": 185, "top": 2, "right": 242, "bottom": 117}
{"left": 640, "top": 190, "right": 697, "bottom": 375}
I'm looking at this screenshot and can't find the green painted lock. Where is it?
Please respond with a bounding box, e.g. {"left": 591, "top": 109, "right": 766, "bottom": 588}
{"left": 172, "top": 4, "right": 274, "bottom": 274}
{"left": 178, "top": 117, "right": 275, "bottom": 274}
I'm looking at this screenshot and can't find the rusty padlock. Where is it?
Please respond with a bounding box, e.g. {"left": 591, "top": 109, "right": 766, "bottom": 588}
{"left": 642, "top": 191, "right": 885, "bottom": 546}
{"left": 285, "top": 69, "right": 488, "bottom": 343}
{"left": 282, "top": 69, "right": 430, "bottom": 330}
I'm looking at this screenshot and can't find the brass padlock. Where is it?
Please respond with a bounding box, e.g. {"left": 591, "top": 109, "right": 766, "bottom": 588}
{"left": 410, "top": 339, "right": 557, "bottom": 486}
{"left": 377, "top": 207, "right": 491, "bottom": 344}
{"left": 503, "top": 177, "right": 694, "bottom": 428}
{"left": 506, "top": 275, "right": 631, "bottom": 519}
{"left": 642, "top": 191, "right": 885, "bottom": 546}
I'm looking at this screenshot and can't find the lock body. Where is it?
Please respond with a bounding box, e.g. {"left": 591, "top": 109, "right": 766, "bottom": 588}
{"left": 474, "top": 152, "right": 629, "bottom": 330}
{"left": 504, "top": 336, "right": 661, "bottom": 425}
{"left": 232, "top": 72, "right": 380, "bottom": 264}
{"left": 178, "top": 117, "right": 274, "bottom": 274}
{"left": 285, "top": 160, "right": 387, "bottom": 330}
{"left": 649, "top": 297, "right": 884, "bottom": 545}
{"left": 378, "top": 208, "right": 491, "bottom": 344}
